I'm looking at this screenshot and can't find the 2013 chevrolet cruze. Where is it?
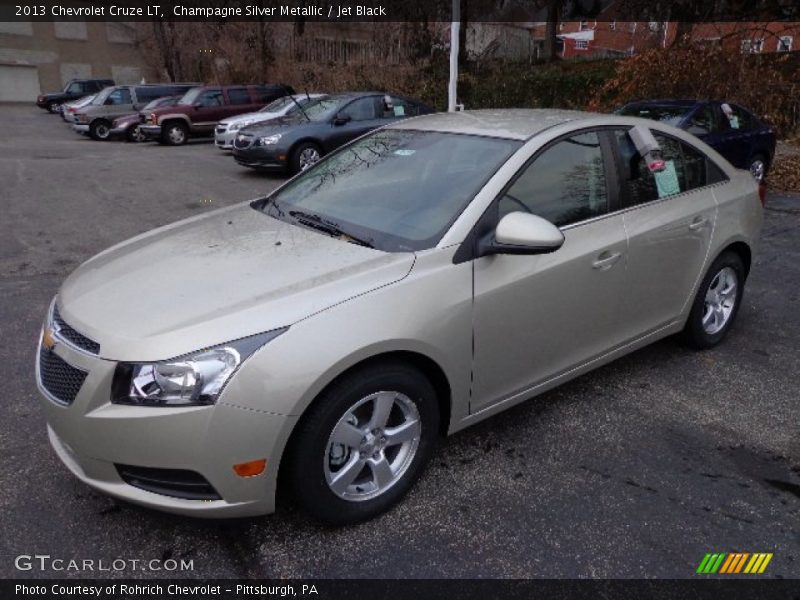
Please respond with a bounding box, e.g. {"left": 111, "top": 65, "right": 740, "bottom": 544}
{"left": 37, "top": 110, "right": 762, "bottom": 525}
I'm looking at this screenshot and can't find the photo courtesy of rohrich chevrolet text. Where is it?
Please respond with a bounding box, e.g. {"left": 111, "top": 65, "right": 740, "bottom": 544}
{"left": 0, "top": 0, "right": 797, "bottom": 598}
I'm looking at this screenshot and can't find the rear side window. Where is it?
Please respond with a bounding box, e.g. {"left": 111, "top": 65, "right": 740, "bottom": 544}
{"left": 721, "top": 104, "right": 756, "bottom": 131}
{"left": 498, "top": 131, "right": 608, "bottom": 227}
{"left": 227, "top": 88, "right": 251, "bottom": 105}
{"left": 614, "top": 129, "right": 724, "bottom": 205}
{"left": 134, "top": 87, "right": 163, "bottom": 103}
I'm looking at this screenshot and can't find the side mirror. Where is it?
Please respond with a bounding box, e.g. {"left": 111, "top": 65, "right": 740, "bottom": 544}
{"left": 333, "top": 112, "right": 351, "bottom": 125}
{"left": 478, "top": 212, "right": 564, "bottom": 257}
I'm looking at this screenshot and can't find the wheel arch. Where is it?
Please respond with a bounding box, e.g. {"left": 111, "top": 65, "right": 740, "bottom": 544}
{"left": 718, "top": 240, "right": 752, "bottom": 278}
{"left": 275, "top": 349, "right": 453, "bottom": 490}
{"left": 287, "top": 137, "right": 324, "bottom": 160}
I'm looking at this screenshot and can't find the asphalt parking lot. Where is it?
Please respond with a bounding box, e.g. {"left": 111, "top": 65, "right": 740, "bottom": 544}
{"left": 0, "top": 104, "right": 798, "bottom": 579}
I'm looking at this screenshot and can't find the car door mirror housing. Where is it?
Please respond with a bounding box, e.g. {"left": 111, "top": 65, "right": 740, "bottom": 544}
{"left": 479, "top": 212, "right": 565, "bottom": 257}
{"left": 333, "top": 112, "right": 351, "bottom": 125}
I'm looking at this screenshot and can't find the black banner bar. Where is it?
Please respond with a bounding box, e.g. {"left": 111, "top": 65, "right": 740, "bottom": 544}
{"left": 2, "top": 0, "right": 800, "bottom": 23}
{"left": 3, "top": 579, "right": 800, "bottom": 600}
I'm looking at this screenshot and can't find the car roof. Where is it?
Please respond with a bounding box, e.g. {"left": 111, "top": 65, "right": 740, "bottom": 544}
{"left": 626, "top": 99, "right": 702, "bottom": 107}
{"left": 390, "top": 109, "right": 604, "bottom": 141}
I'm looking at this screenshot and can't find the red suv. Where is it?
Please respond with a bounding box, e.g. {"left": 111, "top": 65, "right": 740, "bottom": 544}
{"left": 140, "top": 84, "right": 294, "bottom": 145}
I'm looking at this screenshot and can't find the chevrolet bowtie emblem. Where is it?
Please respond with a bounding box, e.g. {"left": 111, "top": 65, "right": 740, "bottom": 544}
{"left": 42, "top": 327, "right": 56, "bottom": 351}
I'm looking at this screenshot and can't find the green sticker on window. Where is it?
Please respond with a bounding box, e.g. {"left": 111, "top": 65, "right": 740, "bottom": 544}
{"left": 654, "top": 160, "right": 681, "bottom": 198}
{"left": 393, "top": 105, "right": 405, "bottom": 116}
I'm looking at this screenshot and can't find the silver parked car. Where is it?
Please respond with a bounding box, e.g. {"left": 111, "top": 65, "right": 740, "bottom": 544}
{"left": 37, "top": 110, "right": 762, "bottom": 524}
{"left": 214, "top": 93, "right": 327, "bottom": 150}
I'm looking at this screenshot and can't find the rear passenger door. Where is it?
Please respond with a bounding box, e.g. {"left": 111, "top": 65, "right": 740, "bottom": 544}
{"left": 191, "top": 89, "right": 226, "bottom": 132}
{"left": 612, "top": 129, "right": 721, "bottom": 340}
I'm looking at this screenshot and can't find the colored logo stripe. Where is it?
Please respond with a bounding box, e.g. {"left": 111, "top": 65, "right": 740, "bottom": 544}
{"left": 697, "top": 552, "right": 773, "bottom": 574}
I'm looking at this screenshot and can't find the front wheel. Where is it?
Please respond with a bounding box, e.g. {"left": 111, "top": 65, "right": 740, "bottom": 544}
{"left": 161, "top": 121, "right": 188, "bottom": 146}
{"left": 47, "top": 102, "right": 61, "bottom": 114}
{"left": 286, "top": 362, "right": 440, "bottom": 525}
{"left": 682, "top": 251, "right": 745, "bottom": 349}
{"left": 290, "top": 142, "right": 322, "bottom": 174}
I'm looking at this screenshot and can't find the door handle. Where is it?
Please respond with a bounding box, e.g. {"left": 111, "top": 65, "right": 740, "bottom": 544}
{"left": 592, "top": 251, "right": 622, "bottom": 270}
{"left": 689, "top": 217, "right": 709, "bottom": 231}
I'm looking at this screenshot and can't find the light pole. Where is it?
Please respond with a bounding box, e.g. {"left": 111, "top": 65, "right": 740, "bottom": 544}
{"left": 448, "top": 0, "right": 460, "bottom": 112}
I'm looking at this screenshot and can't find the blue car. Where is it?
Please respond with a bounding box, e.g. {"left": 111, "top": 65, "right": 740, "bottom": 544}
{"left": 618, "top": 99, "right": 776, "bottom": 181}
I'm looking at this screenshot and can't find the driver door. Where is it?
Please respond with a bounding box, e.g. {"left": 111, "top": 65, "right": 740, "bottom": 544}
{"left": 471, "top": 130, "right": 630, "bottom": 412}
{"left": 325, "top": 96, "right": 383, "bottom": 152}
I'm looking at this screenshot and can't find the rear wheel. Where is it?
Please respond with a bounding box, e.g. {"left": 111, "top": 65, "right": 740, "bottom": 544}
{"left": 748, "top": 154, "right": 768, "bottom": 182}
{"left": 89, "top": 119, "right": 112, "bottom": 141}
{"left": 286, "top": 361, "right": 439, "bottom": 525}
{"left": 682, "top": 251, "right": 745, "bottom": 349}
{"left": 161, "top": 121, "right": 189, "bottom": 146}
{"left": 290, "top": 142, "right": 322, "bottom": 174}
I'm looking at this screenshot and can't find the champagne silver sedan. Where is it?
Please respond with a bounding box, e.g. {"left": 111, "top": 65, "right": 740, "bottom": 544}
{"left": 36, "top": 110, "right": 763, "bottom": 524}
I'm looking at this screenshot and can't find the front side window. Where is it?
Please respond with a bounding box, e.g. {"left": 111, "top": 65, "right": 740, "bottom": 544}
{"left": 686, "top": 105, "right": 718, "bottom": 135}
{"left": 256, "top": 130, "right": 521, "bottom": 252}
{"left": 105, "top": 88, "right": 131, "bottom": 105}
{"left": 498, "top": 132, "right": 608, "bottom": 227}
{"left": 66, "top": 82, "right": 84, "bottom": 94}
{"left": 196, "top": 90, "right": 224, "bottom": 107}
{"left": 340, "top": 97, "right": 377, "bottom": 121}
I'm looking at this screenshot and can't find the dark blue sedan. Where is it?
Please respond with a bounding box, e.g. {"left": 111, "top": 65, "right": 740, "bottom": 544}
{"left": 618, "top": 99, "right": 776, "bottom": 181}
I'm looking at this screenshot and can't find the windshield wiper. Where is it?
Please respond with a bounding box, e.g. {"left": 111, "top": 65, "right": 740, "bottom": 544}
{"left": 288, "top": 210, "right": 374, "bottom": 248}
{"left": 288, "top": 95, "right": 310, "bottom": 121}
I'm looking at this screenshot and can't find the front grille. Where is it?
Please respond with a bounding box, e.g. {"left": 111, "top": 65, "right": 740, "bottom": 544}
{"left": 234, "top": 135, "right": 252, "bottom": 149}
{"left": 38, "top": 346, "right": 88, "bottom": 405}
{"left": 116, "top": 464, "right": 222, "bottom": 500}
{"left": 53, "top": 306, "right": 100, "bottom": 354}
{"left": 215, "top": 126, "right": 226, "bottom": 134}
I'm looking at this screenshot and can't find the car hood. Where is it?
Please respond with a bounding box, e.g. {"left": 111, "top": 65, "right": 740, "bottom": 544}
{"left": 220, "top": 110, "right": 282, "bottom": 127}
{"left": 58, "top": 204, "right": 415, "bottom": 362}
{"left": 239, "top": 114, "right": 310, "bottom": 135}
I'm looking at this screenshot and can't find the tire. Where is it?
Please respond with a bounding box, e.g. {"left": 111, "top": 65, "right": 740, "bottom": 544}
{"left": 161, "top": 121, "right": 189, "bottom": 146}
{"left": 290, "top": 142, "right": 322, "bottom": 174}
{"left": 89, "top": 119, "right": 112, "bottom": 141}
{"left": 47, "top": 102, "right": 61, "bottom": 114}
{"left": 748, "top": 154, "right": 769, "bottom": 182}
{"left": 682, "top": 251, "right": 746, "bottom": 349}
{"left": 125, "top": 125, "right": 146, "bottom": 143}
{"left": 286, "top": 361, "right": 440, "bottom": 525}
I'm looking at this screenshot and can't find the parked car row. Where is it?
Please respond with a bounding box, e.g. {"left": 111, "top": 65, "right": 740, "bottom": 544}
{"left": 37, "top": 80, "right": 773, "bottom": 182}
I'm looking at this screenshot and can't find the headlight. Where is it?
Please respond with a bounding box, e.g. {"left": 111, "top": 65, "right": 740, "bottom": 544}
{"left": 230, "top": 121, "right": 250, "bottom": 131}
{"left": 111, "top": 328, "right": 287, "bottom": 407}
{"left": 257, "top": 133, "right": 282, "bottom": 146}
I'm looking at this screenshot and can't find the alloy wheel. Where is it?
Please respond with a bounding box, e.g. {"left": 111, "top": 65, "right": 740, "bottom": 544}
{"left": 702, "top": 266, "right": 738, "bottom": 335}
{"left": 168, "top": 126, "right": 186, "bottom": 145}
{"left": 129, "top": 126, "right": 146, "bottom": 143}
{"left": 299, "top": 147, "right": 320, "bottom": 170}
{"left": 323, "top": 391, "right": 421, "bottom": 502}
{"left": 749, "top": 159, "right": 766, "bottom": 182}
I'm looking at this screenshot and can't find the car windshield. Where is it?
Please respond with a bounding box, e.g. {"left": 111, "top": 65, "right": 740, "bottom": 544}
{"left": 255, "top": 129, "right": 522, "bottom": 252}
{"left": 143, "top": 96, "right": 176, "bottom": 110}
{"left": 259, "top": 96, "right": 295, "bottom": 113}
{"left": 177, "top": 88, "right": 203, "bottom": 105}
{"left": 302, "top": 97, "right": 353, "bottom": 121}
{"left": 618, "top": 104, "right": 693, "bottom": 126}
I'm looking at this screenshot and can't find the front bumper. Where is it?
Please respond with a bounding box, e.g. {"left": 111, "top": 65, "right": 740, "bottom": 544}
{"left": 109, "top": 123, "right": 133, "bottom": 137}
{"left": 72, "top": 124, "right": 89, "bottom": 134}
{"left": 215, "top": 127, "right": 235, "bottom": 149}
{"left": 36, "top": 334, "right": 296, "bottom": 518}
{"left": 139, "top": 124, "right": 162, "bottom": 140}
{"left": 232, "top": 147, "right": 288, "bottom": 169}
